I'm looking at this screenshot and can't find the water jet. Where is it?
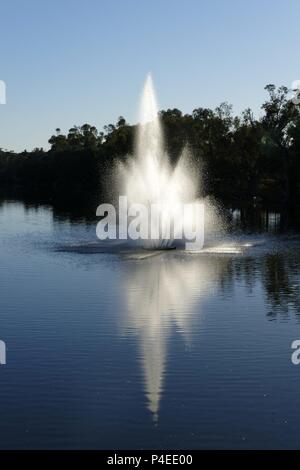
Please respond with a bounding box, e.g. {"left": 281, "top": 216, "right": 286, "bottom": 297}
{"left": 118, "top": 74, "right": 202, "bottom": 250}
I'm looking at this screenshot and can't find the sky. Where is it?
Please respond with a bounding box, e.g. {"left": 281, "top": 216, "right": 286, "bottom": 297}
{"left": 0, "top": 0, "right": 299, "bottom": 152}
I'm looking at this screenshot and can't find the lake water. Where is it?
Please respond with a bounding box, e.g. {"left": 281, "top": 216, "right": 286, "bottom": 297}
{"left": 0, "top": 200, "right": 300, "bottom": 449}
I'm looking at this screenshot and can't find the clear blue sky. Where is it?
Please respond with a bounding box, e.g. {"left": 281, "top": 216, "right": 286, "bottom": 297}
{"left": 0, "top": 0, "right": 299, "bottom": 151}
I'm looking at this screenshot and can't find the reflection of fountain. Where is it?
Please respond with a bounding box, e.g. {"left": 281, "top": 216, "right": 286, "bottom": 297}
{"left": 118, "top": 74, "right": 200, "bottom": 248}
{"left": 122, "top": 253, "right": 228, "bottom": 420}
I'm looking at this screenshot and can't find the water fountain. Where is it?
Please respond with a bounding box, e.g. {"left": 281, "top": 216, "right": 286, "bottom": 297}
{"left": 59, "top": 75, "right": 236, "bottom": 254}
{"left": 118, "top": 74, "right": 200, "bottom": 249}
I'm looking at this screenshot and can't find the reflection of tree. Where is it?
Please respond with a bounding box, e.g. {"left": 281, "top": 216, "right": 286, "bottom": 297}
{"left": 261, "top": 253, "right": 300, "bottom": 319}
{"left": 122, "top": 254, "right": 230, "bottom": 420}
{"left": 230, "top": 208, "right": 283, "bottom": 233}
{"left": 233, "top": 257, "right": 259, "bottom": 294}
{"left": 228, "top": 251, "right": 300, "bottom": 320}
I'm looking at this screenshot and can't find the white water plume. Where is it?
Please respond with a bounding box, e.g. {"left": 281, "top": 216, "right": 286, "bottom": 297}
{"left": 119, "top": 74, "right": 200, "bottom": 248}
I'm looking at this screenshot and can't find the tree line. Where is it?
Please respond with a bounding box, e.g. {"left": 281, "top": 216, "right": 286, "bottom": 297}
{"left": 1, "top": 84, "right": 300, "bottom": 209}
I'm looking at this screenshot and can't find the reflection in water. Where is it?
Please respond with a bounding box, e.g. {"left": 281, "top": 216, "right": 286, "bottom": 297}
{"left": 3, "top": 201, "right": 300, "bottom": 448}
{"left": 222, "top": 250, "right": 300, "bottom": 320}
{"left": 262, "top": 253, "right": 300, "bottom": 319}
{"left": 121, "top": 246, "right": 300, "bottom": 420}
{"left": 122, "top": 253, "right": 229, "bottom": 420}
{"left": 229, "top": 208, "right": 282, "bottom": 233}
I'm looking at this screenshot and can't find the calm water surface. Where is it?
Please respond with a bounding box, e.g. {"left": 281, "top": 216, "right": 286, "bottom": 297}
{"left": 0, "top": 201, "right": 300, "bottom": 449}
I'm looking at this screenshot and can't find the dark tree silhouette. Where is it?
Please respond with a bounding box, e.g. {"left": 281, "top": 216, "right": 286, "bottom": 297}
{"left": 1, "top": 84, "right": 300, "bottom": 211}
